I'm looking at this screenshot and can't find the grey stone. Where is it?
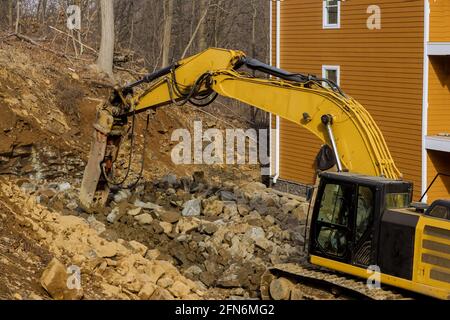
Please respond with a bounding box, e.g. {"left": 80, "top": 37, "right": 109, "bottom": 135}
{"left": 57, "top": 182, "right": 71, "bottom": 192}
{"left": 66, "top": 200, "right": 78, "bottom": 210}
{"left": 114, "top": 190, "right": 131, "bottom": 203}
{"left": 134, "top": 199, "right": 163, "bottom": 211}
{"left": 106, "top": 207, "right": 119, "bottom": 223}
{"left": 161, "top": 173, "right": 178, "bottom": 187}
{"left": 218, "top": 190, "right": 236, "bottom": 201}
{"left": 87, "top": 216, "right": 106, "bottom": 234}
{"left": 182, "top": 199, "right": 202, "bottom": 217}
{"left": 185, "top": 265, "right": 203, "bottom": 276}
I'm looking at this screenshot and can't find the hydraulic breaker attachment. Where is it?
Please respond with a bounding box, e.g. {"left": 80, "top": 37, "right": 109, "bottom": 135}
{"left": 79, "top": 107, "right": 116, "bottom": 211}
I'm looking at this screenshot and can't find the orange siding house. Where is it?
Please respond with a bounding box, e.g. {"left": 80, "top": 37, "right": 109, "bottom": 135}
{"left": 269, "top": 0, "right": 450, "bottom": 202}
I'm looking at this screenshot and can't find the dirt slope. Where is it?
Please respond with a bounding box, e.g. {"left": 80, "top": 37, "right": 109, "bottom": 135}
{"left": 0, "top": 38, "right": 307, "bottom": 300}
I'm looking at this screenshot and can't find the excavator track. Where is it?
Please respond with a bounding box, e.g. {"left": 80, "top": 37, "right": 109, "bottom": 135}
{"left": 261, "top": 263, "right": 413, "bottom": 300}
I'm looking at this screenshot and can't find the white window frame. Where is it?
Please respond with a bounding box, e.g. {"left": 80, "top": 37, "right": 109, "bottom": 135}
{"left": 322, "top": 65, "right": 340, "bottom": 86}
{"left": 323, "top": 0, "right": 341, "bottom": 29}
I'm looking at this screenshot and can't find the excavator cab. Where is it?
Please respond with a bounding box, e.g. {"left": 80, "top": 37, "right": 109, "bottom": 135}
{"left": 309, "top": 172, "right": 413, "bottom": 269}
{"left": 307, "top": 172, "right": 450, "bottom": 299}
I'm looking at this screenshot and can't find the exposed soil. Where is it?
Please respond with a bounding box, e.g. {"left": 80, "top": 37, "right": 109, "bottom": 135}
{"left": 0, "top": 36, "right": 307, "bottom": 300}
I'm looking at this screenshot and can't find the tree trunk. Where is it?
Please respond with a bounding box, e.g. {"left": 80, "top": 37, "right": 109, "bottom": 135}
{"left": 198, "top": 0, "right": 208, "bottom": 51}
{"left": 97, "top": 0, "right": 115, "bottom": 78}
{"left": 40, "top": 0, "right": 47, "bottom": 23}
{"left": 161, "top": 0, "right": 174, "bottom": 67}
{"left": 250, "top": 0, "right": 258, "bottom": 124}
{"left": 7, "top": 0, "right": 13, "bottom": 28}
{"left": 15, "top": 0, "right": 20, "bottom": 34}
{"left": 181, "top": 7, "right": 209, "bottom": 59}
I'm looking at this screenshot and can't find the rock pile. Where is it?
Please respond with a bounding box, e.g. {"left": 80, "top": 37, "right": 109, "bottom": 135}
{"left": 1, "top": 180, "right": 205, "bottom": 300}
{"left": 75, "top": 172, "right": 309, "bottom": 299}
{"left": 8, "top": 168, "right": 309, "bottom": 299}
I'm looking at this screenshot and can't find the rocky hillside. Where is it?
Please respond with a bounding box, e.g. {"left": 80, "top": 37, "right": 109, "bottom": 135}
{"left": 0, "top": 38, "right": 309, "bottom": 300}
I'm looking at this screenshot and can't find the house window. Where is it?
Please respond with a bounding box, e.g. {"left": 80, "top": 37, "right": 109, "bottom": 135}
{"left": 323, "top": 0, "right": 340, "bottom": 29}
{"left": 322, "top": 65, "right": 340, "bottom": 86}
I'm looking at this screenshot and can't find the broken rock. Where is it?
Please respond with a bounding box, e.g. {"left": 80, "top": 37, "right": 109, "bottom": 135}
{"left": 135, "top": 213, "right": 153, "bottom": 225}
{"left": 134, "top": 199, "right": 163, "bottom": 211}
{"left": 291, "top": 203, "right": 309, "bottom": 222}
{"left": 150, "top": 287, "right": 174, "bottom": 300}
{"left": 159, "top": 221, "right": 173, "bottom": 234}
{"left": 269, "top": 277, "right": 294, "bottom": 300}
{"left": 157, "top": 276, "right": 174, "bottom": 288}
{"left": 40, "top": 258, "right": 83, "bottom": 300}
{"left": 168, "top": 281, "right": 191, "bottom": 298}
{"left": 128, "top": 240, "right": 148, "bottom": 256}
{"left": 127, "top": 207, "right": 142, "bottom": 216}
{"left": 160, "top": 210, "right": 181, "bottom": 224}
{"left": 223, "top": 201, "right": 238, "bottom": 216}
{"left": 182, "top": 199, "right": 202, "bottom": 217}
{"left": 95, "top": 242, "right": 118, "bottom": 258}
{"left": 138, "top": 283, "right": 157, "bottom": 300}
{"left": 202, "top": 198, "right": 224, "bottom": 217}
{"left": 107, "top": 207, "right": 119, "bottom": 223}
{"left": 176, "top": 218, "right": 199, "bottom": 234}
{"left": 114, "top": 189, "right": 131, "bottom": 203}
{"left": 281, "top": 199, "right": 301, "bottom": 214}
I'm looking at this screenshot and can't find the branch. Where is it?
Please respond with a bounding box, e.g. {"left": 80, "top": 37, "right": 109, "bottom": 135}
{"left": 180, "top": 5, "right": 210, "bottom": 59}
{"left": 48, "top": 26, "right": 97, "bottom": 53}
{"left": 11, "top": 33, "right": 73, "bottom": 64}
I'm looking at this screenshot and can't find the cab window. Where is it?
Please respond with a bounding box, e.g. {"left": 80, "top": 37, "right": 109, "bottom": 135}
{"left": 355, "top": 186, "right": 374, "bottom": 242}
{"left": 316, "top": 183, "right": 353, "bottom": 258}
{"left": 428, "top": 205, "right": 450, "bottom": 220}
{"left": 317, "top": 183, "right": 351, "bottom": 226}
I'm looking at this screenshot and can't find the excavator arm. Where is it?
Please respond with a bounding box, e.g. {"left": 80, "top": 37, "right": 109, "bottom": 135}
{"left": 79, "top": 48, "right": 401, "bottom": 210}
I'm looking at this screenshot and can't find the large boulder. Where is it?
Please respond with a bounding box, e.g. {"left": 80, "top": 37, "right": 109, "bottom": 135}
{"left": 281, "top": 199, "right": 301, "bottom": 214}
{"left": 269, "top": 277, "right": 294, "bottom": 300}
{"left": 40, "top": 258, "right": 83, "bottom": 300}
{"left": 241, "top": 182, "right": 267, "bottom": 194}
{"left": 291, "top": 203, "right": 309, "bottom": 222}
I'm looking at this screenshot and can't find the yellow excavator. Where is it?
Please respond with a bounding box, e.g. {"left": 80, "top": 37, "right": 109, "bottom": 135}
{"left": 79, "top": 48, "right": 450, "bottom": 300}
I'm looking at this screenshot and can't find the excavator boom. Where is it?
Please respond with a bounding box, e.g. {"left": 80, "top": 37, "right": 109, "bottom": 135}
{"left": 79, "top": 47, "right": 401, "bottom": 209}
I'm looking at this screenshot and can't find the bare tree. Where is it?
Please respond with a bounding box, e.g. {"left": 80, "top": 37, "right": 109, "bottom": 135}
{"left": 161, "top": 0, "right": 174, "bottom": 67}
{"left": 97, "top": 0, "right": 115, "bottom": 78}
{"left": 181, "top": 7, "right": 208, "bottom": 59}
{"left": 15, "top": 0, "right": 20, "bottom": 34}
{"left": 7, "top": 0, "right": 14, "bottom": 28}
{"left": 37, "top": 0, "right": 47, "bottom": 23}
{"left": 197, "top": 0, "right": 209, "bottom": 51}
